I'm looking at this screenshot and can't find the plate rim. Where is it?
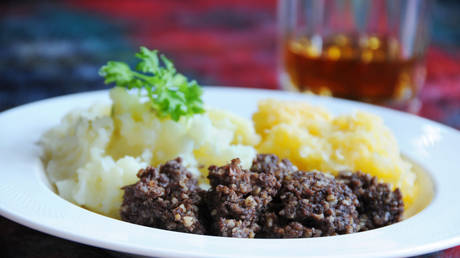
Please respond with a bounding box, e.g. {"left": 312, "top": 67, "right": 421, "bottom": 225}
{"left": 1, "top": 87, "right": 459, "bottom": 258}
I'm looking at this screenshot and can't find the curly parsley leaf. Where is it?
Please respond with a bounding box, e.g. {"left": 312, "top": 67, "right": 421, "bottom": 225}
{"left": 99, "top": 47, "right": 205, "bottom": 121}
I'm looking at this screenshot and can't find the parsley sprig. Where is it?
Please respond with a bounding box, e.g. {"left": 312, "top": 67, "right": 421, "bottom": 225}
{"left": 99, "top": 47, "right": 205, "bottom": 121}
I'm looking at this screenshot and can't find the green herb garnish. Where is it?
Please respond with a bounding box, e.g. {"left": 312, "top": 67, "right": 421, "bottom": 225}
{"left": 99, "top": 47, "right": 205, "bottom": 121}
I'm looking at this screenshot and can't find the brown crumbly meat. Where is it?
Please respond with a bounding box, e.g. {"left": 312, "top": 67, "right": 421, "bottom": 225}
{"left": 120, "top": 157, "right": 206, "bottom": 234}
{"left": 337, "top": 171, "right": 404, "bottom": 231}
{"left": 250, "top": 154, "right": 296, "bottom": 181}
{"left": 214, "top": 218, "right": 260, "bottom": 238}
{"left": 120, "top": 155, "right": 405, "bottom": 238}
{"left": 260, "top": 212, "right": 322, "bottom": 238}
{"left": 207, "top": 158, "right": 258, "bottom": 222}
{"left": 261, "top": 171, "right": 360, "bottom": 238}
{"left": 206, "top": 156, "right": 286, "bottom": 237}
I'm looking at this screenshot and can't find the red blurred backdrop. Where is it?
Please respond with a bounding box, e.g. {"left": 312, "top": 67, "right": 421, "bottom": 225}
{"left": 0, "top": 0, "right": 459, "bottom": 257}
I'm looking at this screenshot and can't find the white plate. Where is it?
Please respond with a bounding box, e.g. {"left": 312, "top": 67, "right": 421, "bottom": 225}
{"left": 0, "top": 87, "right": 459, "bottom": 258}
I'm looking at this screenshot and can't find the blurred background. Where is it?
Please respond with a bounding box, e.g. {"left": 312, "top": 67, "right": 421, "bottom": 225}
{"left": 0, "top": 0, "right": 459, "bottom": 257}
{"left": 1, "top": 0, "right": 460, "bottom": 129}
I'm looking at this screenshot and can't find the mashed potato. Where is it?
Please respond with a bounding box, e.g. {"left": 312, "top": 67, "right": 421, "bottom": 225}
{"left": 253, "top": 99, "right": 416, "bottom": 206}
{"left": 41, "top": 87, "right": 259, "bottom": 218}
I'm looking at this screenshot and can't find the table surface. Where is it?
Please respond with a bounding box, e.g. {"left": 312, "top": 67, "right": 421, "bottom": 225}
{"left": 1, "top": 1, "right": 459, "bottom": 257}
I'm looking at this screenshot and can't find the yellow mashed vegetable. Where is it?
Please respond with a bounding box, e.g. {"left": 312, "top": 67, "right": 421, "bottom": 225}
{"left": 41, "top": 87, "right": 259, "bottom": 218}
{"left": 253, "top": 99, "right": 416, "bottom": 206}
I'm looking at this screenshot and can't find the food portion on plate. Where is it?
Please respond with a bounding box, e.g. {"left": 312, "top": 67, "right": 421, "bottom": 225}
{"left": 121, "top": 154, "right": 403, "bottom": 238}
{"left": 40, "top": 47, "right": 417, "bottom": 238}
{"left": 40, "top": 48, "right": 260, "bottom": 218}
{"left": 253, "top": 99, "right": 416, "bottom": 207}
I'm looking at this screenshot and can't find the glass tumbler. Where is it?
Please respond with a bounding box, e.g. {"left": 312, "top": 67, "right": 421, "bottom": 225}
{"left": 278, "top": 0, "right": 432, "bottom": 111}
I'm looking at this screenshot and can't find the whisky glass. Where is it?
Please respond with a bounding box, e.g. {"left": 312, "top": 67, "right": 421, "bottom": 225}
{"left": 278, "top": 0, "right": 432, "bottom": 111}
